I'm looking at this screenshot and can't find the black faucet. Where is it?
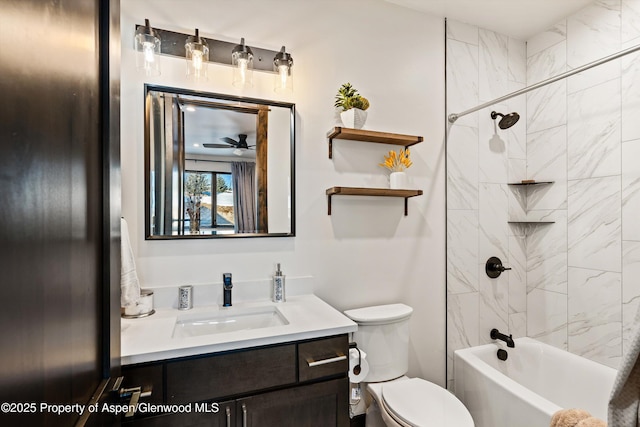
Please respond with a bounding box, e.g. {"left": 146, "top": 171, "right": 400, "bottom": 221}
{"left": 490, "top": 328, "right": 515, "bottom": 348}
{"left": 223, "top": 273, "right": 233, "bottom": 307}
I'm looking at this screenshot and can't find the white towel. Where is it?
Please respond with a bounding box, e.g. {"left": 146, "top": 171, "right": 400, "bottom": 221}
{"left": 609, "top": 305, "right": 640, "bottom": 426}
{"left": 120, "top": 217, "right": 141, "bottom": 307}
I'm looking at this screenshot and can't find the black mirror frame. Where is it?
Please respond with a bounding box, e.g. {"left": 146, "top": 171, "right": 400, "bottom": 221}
{"left": 143, "top": 84, "right": 296, "bottom": 239}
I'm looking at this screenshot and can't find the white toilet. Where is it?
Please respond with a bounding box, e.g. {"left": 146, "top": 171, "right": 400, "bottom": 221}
{"left": 344, "top": 304, "right": 474, "bottom": 427}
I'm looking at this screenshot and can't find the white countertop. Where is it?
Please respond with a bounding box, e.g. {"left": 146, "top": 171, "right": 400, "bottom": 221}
{"left": 121, "top": 294, "right": 358, "bottom": 365}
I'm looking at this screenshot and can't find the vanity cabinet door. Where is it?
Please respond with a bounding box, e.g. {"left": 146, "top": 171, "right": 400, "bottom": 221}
{"left": 122, "top": 400, "right": 235, "bottom": 427}
{"left": 236, "top": 377, "right": 349, "bottom": 427}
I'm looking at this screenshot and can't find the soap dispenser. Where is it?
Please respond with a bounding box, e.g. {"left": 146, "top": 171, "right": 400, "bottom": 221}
{"left": 272, "top": 263, "right": 286, "bottom": 303}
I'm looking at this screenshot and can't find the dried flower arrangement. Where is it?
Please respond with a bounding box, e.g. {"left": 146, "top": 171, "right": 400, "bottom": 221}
{"left": 379, "top": 149, "right": 412, "bottom": 172}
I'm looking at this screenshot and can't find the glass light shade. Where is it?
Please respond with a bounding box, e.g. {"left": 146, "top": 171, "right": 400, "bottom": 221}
{"left": 232, "top": 38, "right": 254, "bottom": 88}
{"left": 273, "top": 46, "right": 293, "bottom": 92}
{"left": 185, "top": 29, "right": 209, "bottom": 81}
{"left": 135, "top": 19, "right": 161, "bottom": 76}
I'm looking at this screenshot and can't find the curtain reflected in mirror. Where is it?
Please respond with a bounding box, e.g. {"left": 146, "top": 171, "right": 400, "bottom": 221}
{"left": 144, "top": 85, "right": 295, "bottom": 239}
{"left": 231, "top": 162, "right": 256, "bottom": 233}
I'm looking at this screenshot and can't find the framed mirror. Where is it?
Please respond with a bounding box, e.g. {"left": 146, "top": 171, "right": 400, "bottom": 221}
{"left": 144, "top": 85, "right": 295, "bottom": 239}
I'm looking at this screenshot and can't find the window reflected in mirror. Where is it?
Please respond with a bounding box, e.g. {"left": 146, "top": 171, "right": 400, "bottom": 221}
{"left": 184, "top": 170, "right": 235, "bottom": 235}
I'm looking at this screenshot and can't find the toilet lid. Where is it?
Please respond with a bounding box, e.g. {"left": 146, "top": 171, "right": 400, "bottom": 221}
{"left": 381, "top": 378, "right": 474, "bottom": 427}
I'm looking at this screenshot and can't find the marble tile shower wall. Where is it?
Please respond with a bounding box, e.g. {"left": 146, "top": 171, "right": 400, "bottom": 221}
{"left": 525, "top": 0, "right": 640, "bottom": 370}
{"left": 446, "top": 20, "right": 527, "bottom": 390}
{"left": 447, "top": 1, "right": 640, "bottom": 388}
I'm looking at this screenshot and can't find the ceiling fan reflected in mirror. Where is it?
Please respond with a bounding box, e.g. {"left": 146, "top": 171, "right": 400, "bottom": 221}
{"left": 203, "top": 134, "right": 256, "bottom": 156}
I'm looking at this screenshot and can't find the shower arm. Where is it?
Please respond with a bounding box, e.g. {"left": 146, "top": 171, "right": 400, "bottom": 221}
{"left": 448, "top": 43, "right": 640, "bottom": 124}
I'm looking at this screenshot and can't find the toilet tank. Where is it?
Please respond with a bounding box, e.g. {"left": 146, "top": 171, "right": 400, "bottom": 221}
{"left": 344, "top": 304, "right": 413, "bottom": 382}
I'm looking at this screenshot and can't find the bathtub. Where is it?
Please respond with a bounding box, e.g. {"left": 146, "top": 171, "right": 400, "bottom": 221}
{"left": 454, "top": 337, "right": 616, "bottom": 427}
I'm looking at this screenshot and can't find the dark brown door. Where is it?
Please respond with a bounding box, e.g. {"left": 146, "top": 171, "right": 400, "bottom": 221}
{"left": 0, "top": 0, "right": 121, "bottom": 426}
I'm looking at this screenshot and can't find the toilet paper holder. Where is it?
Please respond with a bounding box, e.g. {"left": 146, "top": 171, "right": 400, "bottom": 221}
{"left": 349, "top": 342, "right": 362, "bottom": 375}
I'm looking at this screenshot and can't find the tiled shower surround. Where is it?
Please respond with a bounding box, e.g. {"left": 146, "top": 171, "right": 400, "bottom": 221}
{"left": 446, "top": 0, "right": 640, "bottom": 389}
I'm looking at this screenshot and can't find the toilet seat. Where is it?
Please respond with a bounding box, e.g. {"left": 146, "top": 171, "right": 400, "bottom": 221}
{"left": 378, "top": 378, "right": 474, "bottom": 427}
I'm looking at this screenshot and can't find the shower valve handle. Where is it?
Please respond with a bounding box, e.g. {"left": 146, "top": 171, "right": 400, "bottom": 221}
{"left": 485, "top": 257, "right": 511, "bottom": 278}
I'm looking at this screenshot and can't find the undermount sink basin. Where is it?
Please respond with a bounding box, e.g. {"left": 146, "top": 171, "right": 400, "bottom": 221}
{"left": 173, "top": 306, "right": 289, "bottom": 338}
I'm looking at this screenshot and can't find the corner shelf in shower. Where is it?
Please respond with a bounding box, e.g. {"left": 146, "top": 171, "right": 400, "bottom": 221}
{"left": 507, "top": 180, "right": 555, "bottom": 225}
{"left": 326, "top": 187, "right": 423, "bottom": 216}
{"left": 507, "top": 180, "right": 554, "bottom": 186}
{"left": 326, "top": 127, "right": 423, "bottom": 159}
{"left": 508, "top": 221, "right": 555, "bottom": 225}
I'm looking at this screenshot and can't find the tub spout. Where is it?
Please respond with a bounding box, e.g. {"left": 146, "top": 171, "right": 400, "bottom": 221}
{"left": 490, "top": 328, "right": 515, "bottom": 348}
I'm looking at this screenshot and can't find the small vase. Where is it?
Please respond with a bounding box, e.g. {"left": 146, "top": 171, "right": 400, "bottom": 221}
{"left": 389, "top": 171, "right": 408, "bottom": 189}
{"left": 340, "top": 108, "right": 367, "bottom": 129}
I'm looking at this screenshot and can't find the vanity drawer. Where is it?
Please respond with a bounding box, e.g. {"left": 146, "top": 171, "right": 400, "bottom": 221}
{"left": 298, "top": 335, "right": 349, "bottom": 382}
{"left": 166, "top": 344, "right": 297, "bottom": 403}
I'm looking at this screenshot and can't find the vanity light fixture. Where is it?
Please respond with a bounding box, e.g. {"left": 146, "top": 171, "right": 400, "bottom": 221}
{"left": 231, "top": 38, "right": 254, "bottom": 88}
{"left": 134, "top": 19, "right": 161, "bottom": 76}
{"left": 185, "top": 28, "right": 209, "bottom": 81}
{"left": 135, "top": 23, "right": 294, "bottom": 91}
{"left": 273, "top": 46, "right": 293, "bottom": 93}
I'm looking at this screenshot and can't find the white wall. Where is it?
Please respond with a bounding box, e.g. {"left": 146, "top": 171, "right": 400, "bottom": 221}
{"left": 121, "top": 0, "right": 446, "bottom": 384}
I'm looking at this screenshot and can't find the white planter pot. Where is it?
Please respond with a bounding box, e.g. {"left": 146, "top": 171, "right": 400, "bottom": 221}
{"left": 389, "top": 171, "right": 408, "bottom": 189}
{"left": 340, "top": 108, "right": 367, "bottom": 129}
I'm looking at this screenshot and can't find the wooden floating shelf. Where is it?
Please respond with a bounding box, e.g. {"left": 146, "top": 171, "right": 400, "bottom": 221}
{"left": 326, "top": 186, "right": 423, "bottom": 216}
{"left": 326, "top": 127, "right": 423, "bottom": 159}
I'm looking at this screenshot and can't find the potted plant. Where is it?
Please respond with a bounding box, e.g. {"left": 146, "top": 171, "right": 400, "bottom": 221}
{"left": 334, "top": 83, "right": 370, "bottom": 129}
{"left": 379, "top": 148, "right": 412, "bottom": 189}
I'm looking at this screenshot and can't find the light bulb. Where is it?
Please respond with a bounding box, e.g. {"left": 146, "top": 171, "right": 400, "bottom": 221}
{"left": 143, "top": 42, "right": 156, "bottom": 64}
{"left": 277, "top": 64, "right": 289, "bottom": 89}
{"left": 238, "top": 58, "right": 248, "bottom": 85}
{"left": 192, "top": 50, "right": 203, "bottom": 71}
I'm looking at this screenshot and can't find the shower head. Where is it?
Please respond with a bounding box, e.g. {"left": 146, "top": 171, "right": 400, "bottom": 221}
{"left": 491, "top": 111, "right": 520, "bottom": 129}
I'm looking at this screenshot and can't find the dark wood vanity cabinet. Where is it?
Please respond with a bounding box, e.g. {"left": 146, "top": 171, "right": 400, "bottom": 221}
{"left": 122, "top": 334, "right": 349, "bottom": 427}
